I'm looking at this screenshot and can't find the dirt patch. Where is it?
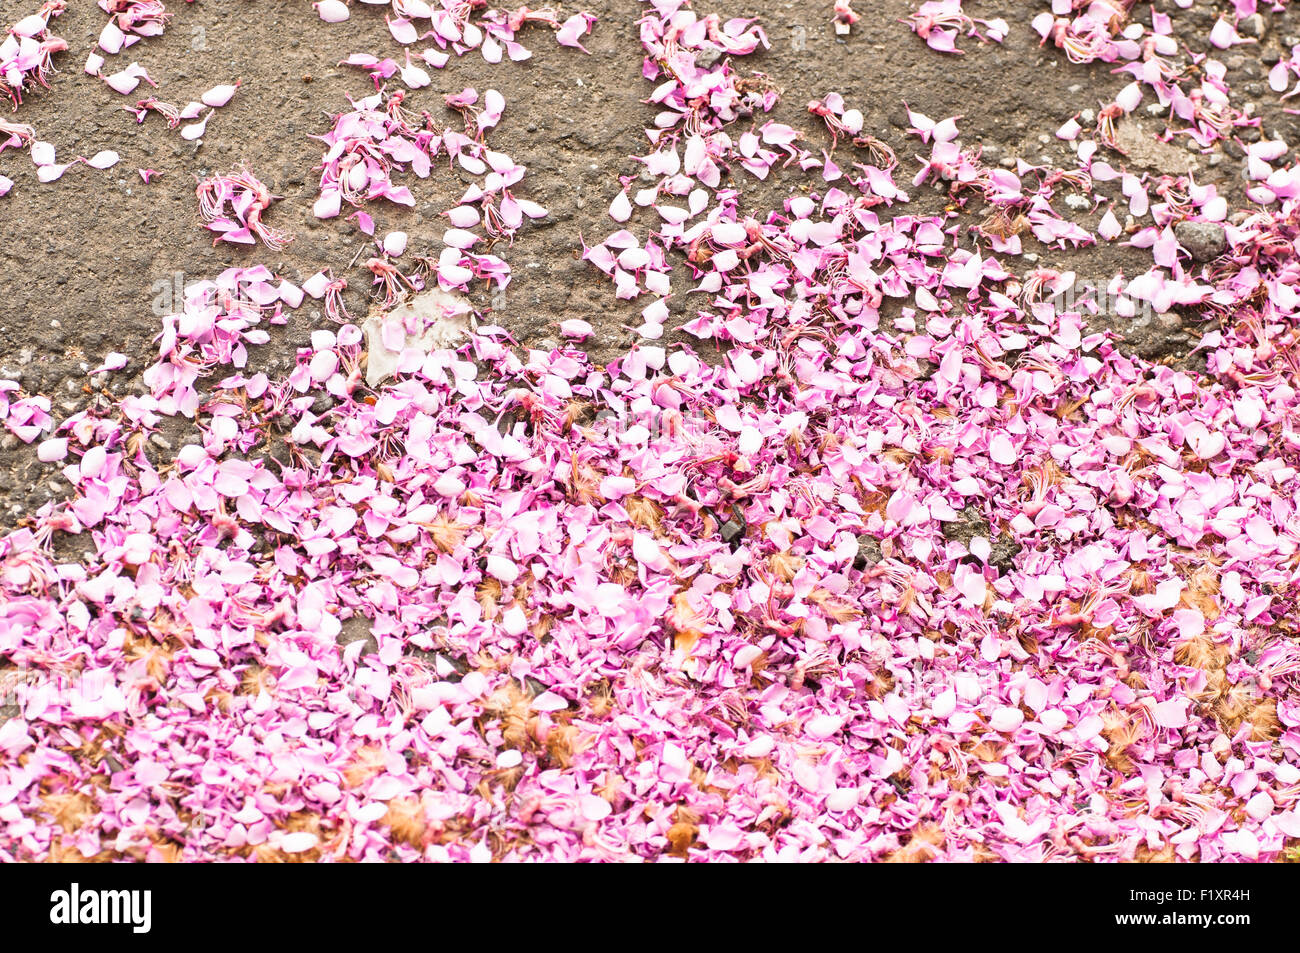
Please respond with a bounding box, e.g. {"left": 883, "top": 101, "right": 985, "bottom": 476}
{"left": 1112, "top": 120, "right": 1198, "bottom": 175}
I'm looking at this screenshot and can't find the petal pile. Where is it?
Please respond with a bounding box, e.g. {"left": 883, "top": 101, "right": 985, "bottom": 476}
{"left": 2, "top": 0, "right": 1300, "bottom": 864}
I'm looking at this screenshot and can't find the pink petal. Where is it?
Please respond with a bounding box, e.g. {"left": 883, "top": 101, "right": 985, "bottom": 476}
{"left": 181, "top": 110, "right": 213, "bottom": 141}
{"left": 531, "top": 692, "right": 568, "bottom": 712}
{"left": 280, "top": 831, "right": 319, "bottom": 853}
{"left": 989, "top": 707, "right": 1023, "bottom": 733}
{"left": 387, "top": 15, "right": 418, "bottom": 44}
{"left": 38, "top": 162, "right": 77, "bottom": 183}
{"left": 556, "top": 13, "right": 594, "bottom": 53}
{"left": 85, "top": 151, "right": 120, "bottom": 170}
{"left": 1097, "top": 209, "right": 1122, "bottom": 240}
{"left": 314, "top": 0, "right": 350, "bottom": 22}
{"left": 30, "top": 141, "right": 55, "bottom": 166}
{"left": 201, "top": 82, "right": 241, "bottom": 108}
{"left": 350, "top": 211, "right": 375, "bottom": 235}
{"left": 609, "top": 190, "right": 632, "bottom": 222}
{"left": 37, "top": 438, "right": 67, "bottom": 462}
{"left": 382, "top": 231, "right": 408, "bottom": 257}
{"left": 314, "top": 190, "right": 342, "bottom": 219}
{"left": 988, "top": 433, "right": 1016, "bottom": 465}
{"left": 1153, "top": 699, "right": 1189, "bottom": 730}
{"left": 104, "top": 72, "right": 142, "bottom": 95}
{"left": 98, "top": 22, "right": 126, "bottom": 54}
{"left": 560, "top": 318, "right": 592, "bottom": 339}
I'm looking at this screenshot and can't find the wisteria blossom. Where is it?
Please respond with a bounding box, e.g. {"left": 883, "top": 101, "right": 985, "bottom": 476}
{"left": 313, "top": 86, "right": 539, "bottom": 278}
{"left": 97, "top": 0, "right": 171, "bottom": 55}
{"left": 0, "top": 0, "right": 67, "bottom": 108}
{"left": 907, "top": 0, "right": 1008, "bottom": 54}
{"left": 316, "top": 0, "right": 600, "bottom": 62}
{"left": 196, "top": 169, "right": 294, "bottom": 249}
